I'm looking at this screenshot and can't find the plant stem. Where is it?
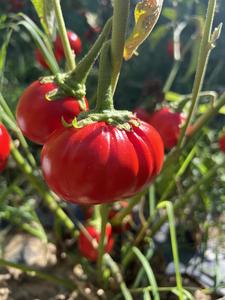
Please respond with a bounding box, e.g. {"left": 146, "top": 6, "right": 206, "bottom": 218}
{"left": 52, "top": 0, "right": 75, "bottom": 70}
{"left": 177, "top": 0, "right": 218, "bottom": 148}
{"left": 10, "top": 141, "right": 78, "bottom": 238}
{"left": 72, "top": 18, "right": 112, "bottom": 83}
{"left": 111, "top": 192, "right": 143, "bottom": 226}
{"left": 163, "top": 61, "right": 180, "bottom": 93}
{"left": 97, "top": 204, "right": 109, "bottom": 280}
{"left": 0, "top": 259, "right": 76, "bottom": 290}
{"left": 122, "top": 161, "right": 223, "bottom": 268}
{"left": 111, "top": 0, "right": 130, "bottom": 94}
{"left": 103, "top": 254, "right": 133, "bottom": 300}
{"left": 96, "top": 41, "right": 114, "bottom": 112}
{"left": 157, "top": 202, "right": 184, "bottom": 300}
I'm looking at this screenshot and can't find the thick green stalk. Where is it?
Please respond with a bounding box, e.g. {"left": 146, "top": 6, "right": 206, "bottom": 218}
{"left": 96, "top": 41, "right": 114, "bottom": 112}
{"left": 10, "top": 141, "right": 78, "bottom": 238}
{"left": 177, "top": 0, "right": 219, "bottom": 148}
{"left": 52, "top": 0, "right": 75, "bottom": 70}
{"left": 72, "top": 18, "right": 112, "bottom": 83}
{"left": 111, "top": 0, "right": 130, "bottom": 94}
{"left": 97, "top": 204, "right": 109, "bottom": 280}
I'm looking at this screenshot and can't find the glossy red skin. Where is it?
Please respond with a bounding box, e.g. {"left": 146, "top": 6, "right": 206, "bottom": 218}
{"left": 219, "top": 134, "right": 225, "bottom": 153}
{"left": 0, "top": 124, "right": 10, "bottom": 172}
{"left": 55, "top": 31, "right": 82, "bottom": 56}
{"left": 134, "top": 108, "right": 150, "bottom": 123}
{"left": 35, "top": 48, "right": 63, "bottom": 69}
{"left": 148, "top": 107, "right": 185, "bottom": 150}
{"left": 16, "top": 80, "right": 88, "bottom": 145}
{"left": 78, "top": 224, "right": 114, "bottom": 261}
{"left": 41, "top": 121, "right": 164, "bottom": 204}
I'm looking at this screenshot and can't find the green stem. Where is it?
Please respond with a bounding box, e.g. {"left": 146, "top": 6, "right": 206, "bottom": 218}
{"left": 103, "top": 254, "right": 133, "bottom": 300}
{"left": 163, "top": 61, "right": 180, "bottom": 93}
{"left": 52, "top": 0, "right": 75, "bottom": 70}
{"left": 96, "top": 41, "right": 114, "bottom": 112}
{"left": 10, "top": 141, "right": 78, "bottom": 238}
{"left": 111, "top": 192, "right": 144, "bottom": 226}
{"left": 97, "top": 204, "right": 109, "bottom": 280}
{"left": 0, "top": 93, "right": 36, "bottom": 167}
{"left": 123, "top": 162, "right": 223, "bottom": 268}
{"left": 72, "top": 18, "right": 112, "bottom": 83}
{"left": 0, "top": 259, "right": 76, "bottom": 290}
{"left": 188, "top": 92, "right": 225, "bottom": 137}
{"left": 177, "top": 0, "right": 218, "bottom": 149}
{"left": 158, "top": 202, "right": 184, "bottom": 300}
{"left": 111, "top": 0, "right": 130, "bottom": 94}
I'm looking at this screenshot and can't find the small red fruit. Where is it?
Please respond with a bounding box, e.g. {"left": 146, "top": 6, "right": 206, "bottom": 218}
{"left": 16, "top": 80, "right": 88, "bottom": 145}
{"left": 35, "top": 48, "right": 63, "bottom": 69}
{"left": 0, "top": 123, "right": 10, "bottom": 172}
{"left": 148, "top": 107, "right": 185, "bottom": 150}
{"left": 134, "top": 107, "right": 150, "bottom": 123}
{"left": 219, "top": 133, "right": 225, "bottom": 153}
{"left": 41, "top": 121, "right": 164, "bottom": 204}
{"left": 55, "top": 31, "right": 82, "bottom": 56}
{"left": 78, "top": 224, "right": 114, "bottom": 261}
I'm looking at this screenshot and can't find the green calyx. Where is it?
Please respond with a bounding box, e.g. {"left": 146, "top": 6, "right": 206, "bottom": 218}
{"left": 62, "top": 109, "right": 141, "bottom": 131}
{"left": 39, "top": 74, "right": 87, "bottom": 112}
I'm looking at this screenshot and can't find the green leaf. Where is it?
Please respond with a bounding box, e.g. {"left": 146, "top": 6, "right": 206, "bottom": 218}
{"left": 133, "top": 247, "right": 160, "bottom": 300}
{"left": 31, "top": 0, "right": 56, "bottom": 38}
{"left": 124, "top": 0, "right": 164, "bottom": 60}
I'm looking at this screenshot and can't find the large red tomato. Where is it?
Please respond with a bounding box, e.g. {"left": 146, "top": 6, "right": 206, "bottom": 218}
{"left": 0, "top": 123, "right": 10, "bottom": 172}
{"left": 55, "top": 31, "right": 82, "bottom": 56}
{"left": 41, "top": 121, "right": 164, "bottom": 204}
{"left": 78, "top": 224, "right": 114, "bottom": 261}
{"left": 16, "top": 80, "right": 88, "bottom": 145}
{"left": 148, "top": 107, "right": 185, "bottom": 150}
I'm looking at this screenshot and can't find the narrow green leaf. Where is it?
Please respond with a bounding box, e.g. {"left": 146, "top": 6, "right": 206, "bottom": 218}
{"left": 133, "top": 247, "right": 160, "bottom": 300}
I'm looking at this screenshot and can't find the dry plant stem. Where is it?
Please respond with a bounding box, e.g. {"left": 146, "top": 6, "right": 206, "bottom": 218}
{"left": 10, "top": 141, "right": 78, "bottom": 238}
{"left": 52, "top": 0, "right": 75, "bottom": 70}
{"left": 97, "top": 204, "right": 109, "bottom": 281}
{"left": 177, "top": 0, "right": 219, "bottom": 149}
{"left": 0, "top": 259, "right": 76, "bottom": 290}
{"left": 111, "top": 0, "right": 130, "bottom": 94}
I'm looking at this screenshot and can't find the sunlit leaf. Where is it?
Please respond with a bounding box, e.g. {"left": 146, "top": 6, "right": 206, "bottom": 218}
{"left": 124, "top": 0, "right": 164, "bottom": 60}
{"left": 31, "top": 0, "right": 56, "bottom": 38}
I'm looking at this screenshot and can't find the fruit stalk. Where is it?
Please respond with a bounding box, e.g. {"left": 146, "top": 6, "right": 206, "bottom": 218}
{"left": 97, "top": 204, "right": 109, "bottom": 280}
{"left": 111, "top": 0, "right": 130, "bottom": 94}
{"left": 52, "top": 0, "right": 76, "bottom": 70}
{"left": 177, "top": 0, "right": 219, "bottom": 148}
